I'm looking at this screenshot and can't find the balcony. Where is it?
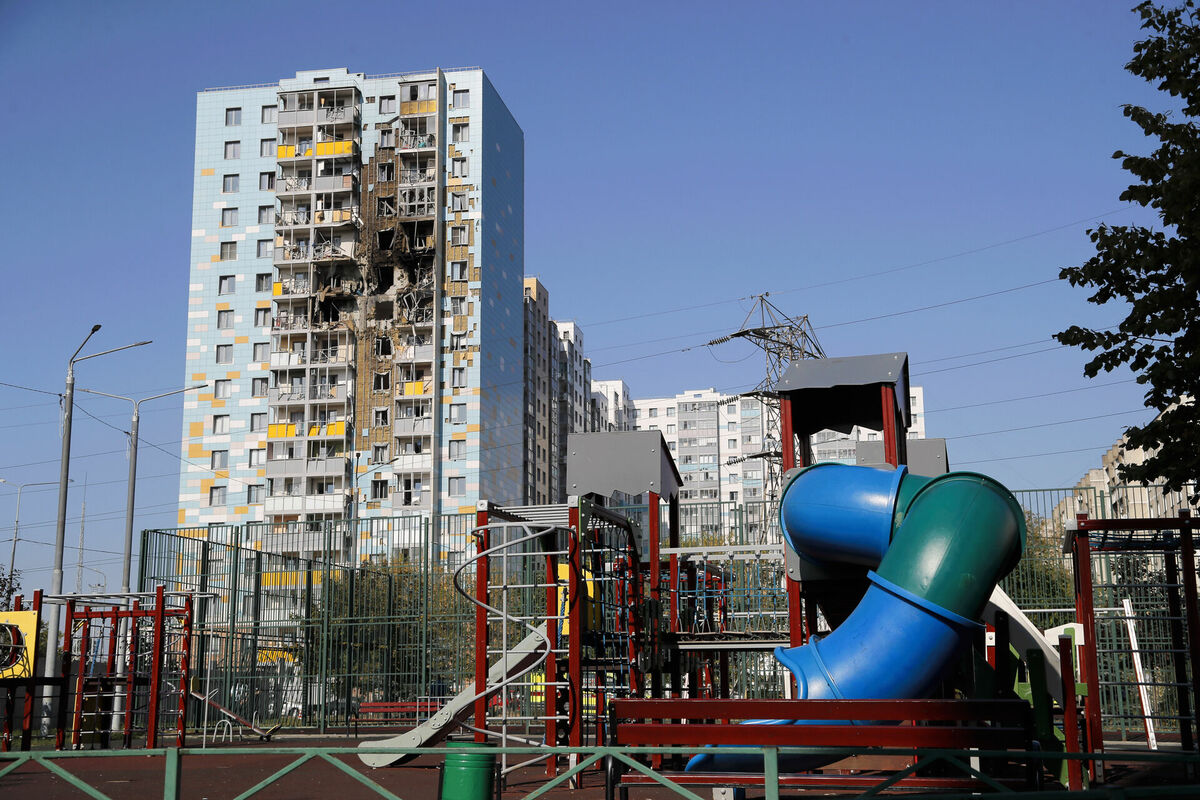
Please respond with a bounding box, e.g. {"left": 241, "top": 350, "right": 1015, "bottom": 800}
{"left": 270, "top": 351, "right": 307, "bottom": 368}
{"left": 311, "top": 346, "right": 350, "bottom": 365}
{"left": 305, "top": 420, "right": 347, "bottom": 438}
{"left": 318, "top": 105, "right": 360, "bottom": 125}
{"left": 267, "top": 455, "right": 348, "bottom": 482}
{"left": 391, "top": 452, "right": 433, "bottom": 472}
{"left": 274, "top": 244, "right": 310, "bottom": 263}
{"left": 313, "top": 173, "right": 357, "bottom": 193}
{"left": 276, "top": 176, "right": 311, "bottom": 196}
{"left": 397, "top": 131, "right": 436, "bottom": 150}
{"left": 312, "top": 206, "right": 359, "bottom": 227}
{"left": 314, "top": 139, "right": 358, "bottom": 157}
{"left": 396, "top": 344, "right": 435, "bottom": 362}
{"left": 311, "top": 242, "right": 355, "bottom": 261}
{"left": 271, "top": 315, "right": 309, "bottom": 332}
{"left": 277, "top": 144, "right": 314, "bottom": 160}
{"left": 396, "top": 379, "right": 432, "bottom": 398}
{"left": 265, "top": 492, "right": 346, "bottom": 516}
{"left": 277, "top": 109, "right": 316, "bottom": 128}
{"left": 399, "top": 168, "right": 436, "bottom": 185}
{"left": 276, "top": 209, "right": 312, "bottom": 227}
{"left": 273, "top": 277, "right": 311, "bottom": 297}
{"left": 394, "top": 417, "right": 433, "bottom": 436}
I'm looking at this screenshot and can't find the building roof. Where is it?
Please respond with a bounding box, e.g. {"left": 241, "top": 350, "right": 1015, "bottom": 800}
{"left": 775, "top": 352, "right": 910, "bottom": 436}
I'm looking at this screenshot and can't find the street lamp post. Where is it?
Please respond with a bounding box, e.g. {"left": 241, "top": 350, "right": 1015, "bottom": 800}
{"left": 43, "top": 326, "right": 151, "bottom": 733}
{"left": 351, "top": 453, "right": 399, "bottom": 560}
{"left": 0, "top": 479, "right": 66, "bottom": 607}
{"left": 80, "top": 384, "right": 206, "bottom": 593}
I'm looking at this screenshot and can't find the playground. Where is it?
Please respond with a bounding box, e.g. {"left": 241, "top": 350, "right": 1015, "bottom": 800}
{"left": 2, "top": 352, "right": 1199, "bottom": 798}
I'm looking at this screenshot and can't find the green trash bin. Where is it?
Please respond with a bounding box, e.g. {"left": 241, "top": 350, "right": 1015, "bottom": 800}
{"left": 439, "top": 738, "right": 496, "bottom": 800}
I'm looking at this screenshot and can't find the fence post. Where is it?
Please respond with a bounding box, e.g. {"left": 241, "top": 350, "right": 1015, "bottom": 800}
{"left": 163, "top": 746, "right": 181, "bottom": 799}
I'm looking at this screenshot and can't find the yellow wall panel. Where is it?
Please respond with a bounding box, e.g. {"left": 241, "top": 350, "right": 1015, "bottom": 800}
{"left": 257, "top": 300, "right": 271, "bottom": 309}
{"left": 189, "top": 422, "right": 203, "bottom": 437}
{"left": 235, "top": 336, "right": 249, "bottom": 344}
{"left": 200, "top": 168, "right": 215, "bottom": 176}
{"left": 177, "top": 509, "right": 187, "bottom": 524}
{"left": 216, "top": 302, "right": 231, "bottom": 311}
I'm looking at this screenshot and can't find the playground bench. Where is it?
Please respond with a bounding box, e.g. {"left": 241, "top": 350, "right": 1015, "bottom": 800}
{"left": 352, "top": 700, "right": 442, "bottom": 734}
{"left": 605, "top": 698, "right": 1041, "bottom": 800}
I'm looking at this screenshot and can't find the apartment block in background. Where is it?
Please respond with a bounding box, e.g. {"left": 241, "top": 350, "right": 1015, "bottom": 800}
{"left": 178, "top": 68, "right": 524, "bottom": 547}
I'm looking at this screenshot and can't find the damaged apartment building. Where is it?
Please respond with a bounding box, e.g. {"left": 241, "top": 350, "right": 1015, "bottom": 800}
{"left": 178, "top": 68, "right": 526, "bottom": 557}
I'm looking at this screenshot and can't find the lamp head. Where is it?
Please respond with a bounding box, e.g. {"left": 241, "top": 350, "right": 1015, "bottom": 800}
{"left": 90, "top": 325, "right": 102, "bottom": 333}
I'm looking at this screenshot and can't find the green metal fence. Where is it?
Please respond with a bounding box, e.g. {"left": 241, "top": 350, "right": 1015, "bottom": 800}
{"left": 143, "top": 484, "right": 1196, "bottom": 738}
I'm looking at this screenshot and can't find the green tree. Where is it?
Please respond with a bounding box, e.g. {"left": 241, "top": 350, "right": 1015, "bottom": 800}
{"left": 1056, "top": 0, "right": 1200, "bottom": 496}
{"left": 1, "top": 569, "right": 21, "bottom": 610}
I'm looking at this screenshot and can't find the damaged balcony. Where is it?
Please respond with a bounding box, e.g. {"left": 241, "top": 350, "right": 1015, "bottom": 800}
{"left": 266, "top": 453, "right": 348, "bottom": 480}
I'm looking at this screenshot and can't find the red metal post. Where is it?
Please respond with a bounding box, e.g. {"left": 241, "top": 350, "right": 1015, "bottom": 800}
{"left": 567, "top": 504, "right": 583, "bottom": 751}
{"left": 71, "top": 605, "right": 89, "bottom": 749}
{"left": 781, "top": 395, "right": 807, "bottom": 650}
{"left": 146, "top": 585, "right": 167, "bottom": 749}
{"left": 1178, "top": 512, "right": 1200, "bottom": 755}
{"left": 1071, "top": 517, "right": 1104, "bottom": 779}
{"left": 880, "top": 385, "right": 901, "bottom": 467}
{"left": 1058, "top": 635, "right": 1083, "bottom": 790}
{"left": 177, "top": 595, "right": 192, "bottom": 747}
{"left": 473, "top": 506, "right": 490, "bottom": 743}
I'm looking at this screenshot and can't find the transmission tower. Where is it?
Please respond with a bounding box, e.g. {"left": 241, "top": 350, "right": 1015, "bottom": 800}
{"left": 706, "top": 293, "right": 824, "bottom": 540}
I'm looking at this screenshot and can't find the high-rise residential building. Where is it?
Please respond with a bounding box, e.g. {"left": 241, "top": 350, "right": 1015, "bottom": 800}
{"left": 178, "top": 68, "right": 524, "bottom": 541}
{"left": 591, "top": 379, "right": 635, "bottom": 431}
{"left": 522, "top": 277, "right": 560, "bottom": 505}
{"left": 634, "top": 389, "right": 770, "bottom": 504}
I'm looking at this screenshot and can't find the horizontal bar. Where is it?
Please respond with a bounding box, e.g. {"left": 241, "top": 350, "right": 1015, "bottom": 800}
{"left": 610, "top": 698, "right": 1033, "bottom": 722}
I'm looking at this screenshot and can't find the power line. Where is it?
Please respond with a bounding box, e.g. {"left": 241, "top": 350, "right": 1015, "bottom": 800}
{"left": 944, "top": 409, "right": 1149, "bottom": 441}
{"left": 0, "top": 380, "right": 59, "bottom": 397}
{"left": 912, "top": 345, "right": 1063, "bottom": 377}
{"left": 813, "top": 278, "right": 1058, "bottom": 332}
{"left": 924, "top": 379, "right": 1137, "bottom": 414}
{"left": 953, "top": 445, "right": 1116, "bottom": 466}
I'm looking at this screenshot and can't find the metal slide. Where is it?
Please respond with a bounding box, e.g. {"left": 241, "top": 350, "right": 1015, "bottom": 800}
{"left": 359, "top": 524, "right": 558, "bottom": 768}
{"left": 986, "top": 585, "right": 1065, "bottom": 706}
{"left": 357, "top": 622, "right": 549, "bottom": 767}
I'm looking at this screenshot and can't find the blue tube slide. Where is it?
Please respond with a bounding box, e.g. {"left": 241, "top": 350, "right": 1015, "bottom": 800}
{"left": 686, "top": 463, "right": 1025, "bottom": 772}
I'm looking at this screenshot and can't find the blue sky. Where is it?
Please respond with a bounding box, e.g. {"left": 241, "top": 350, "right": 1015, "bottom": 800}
{"left": 0, "top": 1, "right": 1169, "bottom": 591}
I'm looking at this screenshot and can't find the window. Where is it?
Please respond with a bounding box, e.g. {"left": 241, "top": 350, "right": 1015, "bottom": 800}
{"left": 451, "top": 367, "right": 466, "bottom": 388}
{"left": 373, "top": 372, "right": 390, "bottom": 392}
{"left": 374, "top": 337, "right": 392, "bottom": 357}
{"left": 448, "top": 477, "right": 465, "bottom": 496}
{"left": 261, "top": 105, "right": 277, "bottom": 124}
{"left": 451, "top": 334, "right": 466, "bottom": 351}
{"left": 211, "top": 450, "right": 229, "bottom": 469}
{"left": 254, "top": 308, "right": 270, "bottom": 326}
{"left": 666, "top": 407, "right": 675, "bottom": 417}
{"left": 252, "top": 378, "right": 268, "bottom": 397}
{"left": 452, "top": 123, "right": 469, "bottom": 143}
{"left": 212, "top": 414, "right": 230, "bottom": 434}
{"left": 371, "top": 478, "right": 389, "bottom": 500}
{"left": 449, "top": 440, "right": 465, "bottom": 460}
{"left": 649, "top": 408, "right": 658, "bottom": 418}
{"left": 214, "top": 379, "right": 231, "bottom": 399}
{"left": 373, "top": 444, "right": 389, "bottom": 463}
{"left": 728, "top": 438, "right": 737, "bottom": 448}
{"left": 215, "top": 344, "right": 233, "bottom": 363}
{"left": 377, "top": 162, "right": 394, "bottom": 181}
{"left": 379, "top": 95, "right": 396, "bottom": 114}
{"left": 450, "top": 403, "right": 466, "bottom": 423}
{"left": 260, "top": 138, "right": 275, "bottom": 157}
{"left": 452, "top": 89, "right": 469, "bottom": 108}
{"left": 666, "top": 424, "right": 676, "bottom": 434}
{"left": 727, "top": 421, "right": 737, "bottom": 431}
{"left": 258, "top": 205, "right": 273, "bottom": 224}
{"left": 255, "top": 273, "right": 271, "bottom": 292}
{"left": 259, "top": 172, "right": 275, "bottom": 191}
{"left": 451, "top": 157, "right": 468, "bottom": 178}
{"left": 451, "top": 192, "right": 468, "bottom": 212}
{"left": 450, "top": 296, "right": 465, "bottom": 315}
{"left": 374, "top": 408, "right": 389, "bottom": 426}
{"left": 380, "top": 129, "right": 395, "bottom": 148}
{"left": 247, "top": 485, "right": 265, "bottom": 504}
{"left": 209, "top": 486, "right": 227, "bottom": 506}
{"left": 220, "top": 242, "right": 237, "bottom": 261}
{"left": 250, "top": 412, "right": 266, "bottom": 432}
{"left": 257, "top": 240, "right": 272, "bottom": 259}
{"left": 252, "top": 342, "right": 269, "bottom": 361}
{"left": 249, "top": 448, "right": 265, "bottom": 467}
{"left": 222, "top": 174, "right": 239, "bottom": 193}
{"left": 216, "top": 310, "right": 233, "bottom": 329}
{"left": 225, "top": 107, "right": 241, "bottom": 126}
{"left": 452, "top": 226, "right": 469, "bottom": 245}
{"left": 450, "top": 260, "right": 467, "bottom": 280}
{"left": 221, "top": 208, "right": 238, "bottom": 227}
{"left": 218, "top": 276, "right": 236, "bottom": 295}
{"left": 224, "top": 141, "right": 240, "bottom": 159}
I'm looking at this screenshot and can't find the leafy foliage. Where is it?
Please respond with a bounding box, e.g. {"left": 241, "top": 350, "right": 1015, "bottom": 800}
{"left": 0, "top": 569, "right": 20, "bottom": 610}
{"left": 1056, "top": 0, "right": 1200, "bottom": 495}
